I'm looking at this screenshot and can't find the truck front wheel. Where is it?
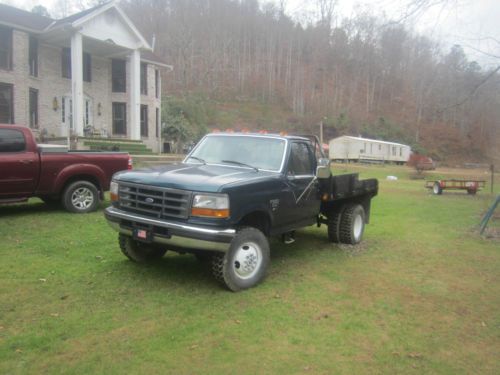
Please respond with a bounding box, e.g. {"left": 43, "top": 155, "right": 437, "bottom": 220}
{"left": 62, "top": 181, "right": 99, "bottom": 213}
{"left": 211, "top": 227, "right": 270, "bottom": 292}
{"left": 339, "top": 204, "right": 365, "bottom": 245}
{"left": 118, "top": 234, "right": 167, "bottom": 262}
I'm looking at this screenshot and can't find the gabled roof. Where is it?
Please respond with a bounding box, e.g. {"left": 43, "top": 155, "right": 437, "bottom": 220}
{"left": 141, "top": 50, "right": 172, "bottom": 69}
{"left": 0, "top": 2, "right": 171, "bottom": 67}
{"left": 0, "top": 3, "right": 53, "bottom": 32}
{"left": 46, "top": 1, "right": 151, "bottom": 50}
{"left": 49, "top": 1, "right": 110, "bottom": 28}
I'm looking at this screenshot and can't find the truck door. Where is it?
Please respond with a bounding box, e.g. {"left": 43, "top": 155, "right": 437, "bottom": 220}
{"left": 0, "top": 128, "right": 39, "bottom": 196}
{"left": 282, "top": 141, "right": 321, "bottom": 226}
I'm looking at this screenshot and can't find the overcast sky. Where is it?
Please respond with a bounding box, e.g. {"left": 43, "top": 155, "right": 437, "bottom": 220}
{"left": 2, "top": 0, "right": 499, "bottom": 68}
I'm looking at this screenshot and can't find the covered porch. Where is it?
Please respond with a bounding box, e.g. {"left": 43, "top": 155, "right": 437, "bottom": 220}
{"left": 40, "top": 1, "right": 152, "bottom": 140}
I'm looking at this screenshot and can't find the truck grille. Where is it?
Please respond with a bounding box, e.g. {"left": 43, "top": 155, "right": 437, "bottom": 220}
{"left": 118, "top": 182, "right": 192, "bottom": 220}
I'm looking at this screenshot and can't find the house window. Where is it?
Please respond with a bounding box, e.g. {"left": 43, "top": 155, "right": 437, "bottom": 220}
{"left": 392, "top": 146, "right": 396, "bottom": 156}
{"left": 29, "top": 36, "right": 38, "bottom": 77}
{"left": 29, "top": 88, "right": 38, "bottom": 129}
{"left": 83, "top": 52, "right": 91, "bottom": 82}
{"left": 0, "top": 128, "right": 25, "bottom": 152}
{"left": 140, "top": 104, "right": 148, "bottom": 137}
{"left": 155, "top": 69, "right": 159, "bottom": 98}
{"left": 62, "top": 48, "right": 91, "bottom": 81}
{"left": 112, "top": 102, "right": 126, "bottom": 135}
{"left": 0, "top": 83, "right": 14, "bottom": 123}
{"left": 378, "top": 144, "right": 381, "bottom": 151}
{"left": 400, "top": 147, "right": 403, "bottom": 156}
{"left": 140, "top": 63, "right": 147, "bottom": 95}
{"left": 62, "top": 47, "right": 71, "bottom": 78}
{"left": 85, "top": 99, "right": 90, "bottom": 126}
{"left": 370, "top": 143, "right": 373, "bottom": 154}
{"left": 61, "top": 96, "right": 65, "bottom": 123}
{"left": 112, "top": 59, "right": 126, "bottom": 92}
{"left": 156, "top": 107, "right": 160, "bottom": 137}
{"left": 0, "top": 26, "right": 12, "bottom": 70}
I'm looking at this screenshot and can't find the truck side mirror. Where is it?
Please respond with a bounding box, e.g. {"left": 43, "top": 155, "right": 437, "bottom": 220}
{"left": 318, "top": 158, "right": 329, "bottom": 166}
{"left": 316, "top": 165, "right": 331, "bottom": 179}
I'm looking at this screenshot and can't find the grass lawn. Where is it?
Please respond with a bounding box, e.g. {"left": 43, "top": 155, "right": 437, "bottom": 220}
{"left": 1, "top": 164, "right": 499, "bottom": 374}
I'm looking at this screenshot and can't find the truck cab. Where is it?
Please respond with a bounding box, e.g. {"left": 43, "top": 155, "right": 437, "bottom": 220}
{"left": 105, "top": 133, "right": 378, "bottom": 291}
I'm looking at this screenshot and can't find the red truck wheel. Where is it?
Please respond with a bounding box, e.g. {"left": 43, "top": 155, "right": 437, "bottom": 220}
{"left": 62, "top": 181, "right": 99, "bottom": 213}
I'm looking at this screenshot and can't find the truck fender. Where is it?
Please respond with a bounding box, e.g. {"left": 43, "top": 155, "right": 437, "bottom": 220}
{"left": 53, "top": 164, "right": 107, "bottom": 195}
{"left": 233, "top": 205, "right": 274, "bottom": 235}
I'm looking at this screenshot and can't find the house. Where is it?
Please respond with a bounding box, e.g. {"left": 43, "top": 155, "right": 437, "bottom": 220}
{"left": 0, "top": 1, "right": 170, "bottom": 152}
{"left": 329, "top": 136, "right": 411, "bottom": 164}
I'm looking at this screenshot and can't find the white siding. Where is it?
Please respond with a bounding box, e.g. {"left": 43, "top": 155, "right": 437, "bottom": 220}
{"left": 329, "top": 136, "right": 411, "bottom": 163}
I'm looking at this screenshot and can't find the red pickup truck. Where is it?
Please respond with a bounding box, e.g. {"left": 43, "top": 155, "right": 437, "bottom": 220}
{"left": 0, "top": 124, "right": 131, "bottom": 213}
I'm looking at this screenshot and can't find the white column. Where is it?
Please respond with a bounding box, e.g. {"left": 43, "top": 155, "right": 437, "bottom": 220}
{"left": 71, "top": 32, "right": 84, "bottom": 137}
{"left": 157, "top": 69, "right": 162, "bottom": 154}
{"left": 129, "top": 49, "right": 141, "bottom": 140}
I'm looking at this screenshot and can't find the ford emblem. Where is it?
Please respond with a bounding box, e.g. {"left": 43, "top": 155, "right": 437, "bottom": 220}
{"left": 145, "top": 197, "right": 154, "bottom": 203}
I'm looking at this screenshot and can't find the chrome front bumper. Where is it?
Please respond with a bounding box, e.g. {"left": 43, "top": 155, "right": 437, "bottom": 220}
{"left": 104, "top": 206, "right": 235, "bottom": 252}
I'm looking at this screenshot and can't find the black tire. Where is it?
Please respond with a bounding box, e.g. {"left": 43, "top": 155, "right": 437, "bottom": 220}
{"left": 327, "top": 209, "right": 343, "bottom": 243}
{"left": 193, "top": 251, "right": 213, "bottom": 262}
{"left": 211, "top": 227, "right": 270, "bottom": 292}
{"left": 118, "top": 234, "right": 167, "bottom": 262}
{"left": 432, "top": 182, "right": 443, "bottom": 195}
{"left": 339, "top": 204, "right": 365, "bottom": 245}
{"left": 62, "top": 181, "right": 99, "bottom": 213}
{"left": 467, "top": 189, "right": 477, "bottom": 195}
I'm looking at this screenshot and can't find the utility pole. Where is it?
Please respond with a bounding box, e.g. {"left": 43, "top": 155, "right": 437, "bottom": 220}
{"left": 491, "top": 164, "right": 495, "bottom": 194}
{"left": 319, "top": 116, "right": 326, "bottom": 146}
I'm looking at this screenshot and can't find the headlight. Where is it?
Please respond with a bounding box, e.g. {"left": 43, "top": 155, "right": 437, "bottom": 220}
{"left": 191, "top": 193, "right": 229, "bottom": 218}
{"left": 110, "top": 181, "right": 119, "bottom": 202}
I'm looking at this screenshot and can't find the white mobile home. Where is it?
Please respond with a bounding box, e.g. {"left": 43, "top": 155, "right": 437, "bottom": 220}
{"left": 329, "top": 136, "right": 411, "bottom": 164}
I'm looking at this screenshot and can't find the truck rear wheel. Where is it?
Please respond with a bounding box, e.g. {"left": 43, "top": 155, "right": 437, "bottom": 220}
{"left": 327, "top": 209, "right": 343, "bottom": 243}
{"left": 118, "top": 234, "right": 167, "bottom": 262}
{"left": 62, "top": 181, "right": 99, "bottom": 213}
{"left": 339, "top": 204, "right": 365, "bottom": 245}
{"left": 211, "top": 227, "right": 270, "bottom": 292}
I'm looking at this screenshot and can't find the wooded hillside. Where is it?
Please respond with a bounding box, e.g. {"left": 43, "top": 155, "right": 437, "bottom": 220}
{"left": 122, "top": 0, "right": 500, "bottom": 162}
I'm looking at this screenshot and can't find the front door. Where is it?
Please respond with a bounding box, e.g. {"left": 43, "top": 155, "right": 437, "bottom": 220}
{"left": 60, "top": 95, "right": 93, "bottom": 136}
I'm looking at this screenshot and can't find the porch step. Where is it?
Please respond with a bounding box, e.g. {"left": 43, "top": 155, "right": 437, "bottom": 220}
{"left": 131, "top": 154, "right": 185, "bottom": 166}
{"left": 83, "top": 138, "right": 154, "bottom": 154}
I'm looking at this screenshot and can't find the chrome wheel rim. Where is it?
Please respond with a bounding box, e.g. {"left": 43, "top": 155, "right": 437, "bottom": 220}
{"left": 353, "top": 214, "right": 363, "bottom": 240}
{"left": 233, "top": 242, "right": 262, "bottom": 280}
{"left": 71, "top": 187, "right": 94, "bottom": 210}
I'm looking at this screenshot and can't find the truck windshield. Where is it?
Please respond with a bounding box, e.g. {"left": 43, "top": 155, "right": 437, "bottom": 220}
{"left": 188, "top": 135, "right": 286, "bottom": 172}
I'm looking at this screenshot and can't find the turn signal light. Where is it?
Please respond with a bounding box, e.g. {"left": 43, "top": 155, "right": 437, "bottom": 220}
{"left": 191, "top": 207, "right": 229, "bottom": 218}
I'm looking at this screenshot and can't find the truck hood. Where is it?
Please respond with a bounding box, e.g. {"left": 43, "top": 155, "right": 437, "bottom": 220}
{"left": 114, "top": 163, "right": 278, "bottom": 192}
